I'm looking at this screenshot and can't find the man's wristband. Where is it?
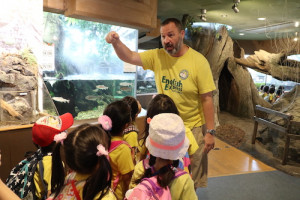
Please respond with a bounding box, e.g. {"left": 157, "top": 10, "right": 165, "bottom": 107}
{"left": 206, "top": 129, "right": 216, "bottom": 136}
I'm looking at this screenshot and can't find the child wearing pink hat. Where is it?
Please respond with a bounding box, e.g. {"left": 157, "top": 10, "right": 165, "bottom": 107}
{"left": 127, "top": 113, "right": 197, "bottom": 200}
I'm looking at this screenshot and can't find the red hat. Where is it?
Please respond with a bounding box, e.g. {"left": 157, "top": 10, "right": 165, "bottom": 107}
{"left": 32, "top": 113, "right": 74, "bottom": 147}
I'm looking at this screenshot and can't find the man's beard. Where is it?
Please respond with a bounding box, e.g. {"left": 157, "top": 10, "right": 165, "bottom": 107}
{"left": 163, "top": 37, "right": 183, "bottom": 56}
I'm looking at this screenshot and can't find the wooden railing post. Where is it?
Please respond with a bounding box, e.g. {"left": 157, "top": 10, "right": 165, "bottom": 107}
{"left": 252, "top": 120, "right": 258, "bottom": 144}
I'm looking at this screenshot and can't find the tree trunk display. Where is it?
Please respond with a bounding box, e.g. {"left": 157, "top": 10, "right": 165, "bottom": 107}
{"left": 235, "top": 50, "right": 300, "bottom": 82}
{"left": 185, "top": 26, "right": 270, "bottom": 123}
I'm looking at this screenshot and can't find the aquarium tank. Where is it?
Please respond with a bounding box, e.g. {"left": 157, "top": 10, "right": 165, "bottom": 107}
{"left": 42, "top": 12, "right": 138, "bottom": 120}
{"left": 136, "top": 50, "right": 157, "bottom": 95}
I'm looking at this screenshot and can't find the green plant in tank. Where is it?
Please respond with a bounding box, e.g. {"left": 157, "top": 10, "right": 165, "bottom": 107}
{"left": 182, "top": 14, "right": 202, "bottom": 34}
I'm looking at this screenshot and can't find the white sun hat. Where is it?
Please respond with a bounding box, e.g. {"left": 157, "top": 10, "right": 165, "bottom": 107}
{"left": 145, "top": 113, "right": 190, "bottom": 160}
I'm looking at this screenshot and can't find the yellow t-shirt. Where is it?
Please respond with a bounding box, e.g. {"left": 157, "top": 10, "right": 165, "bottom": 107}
{"left": 109, "top": 136, "right": 135, "bottom": 200}
{"left": 48, "top": 172, "right": 116, "bottom": 200}
{"left": 129, "top": 161, "right": 197, "bottom": 200}
{"left": 34, "top": 155, "right": 52, "bottom": 199}
{"left": 123, "top": 131, "right": 138, "bottom": 148}
{"left": 140, "top": 48, "right": 216, "bottom": 129}
{"left": 185, "top": 127, "right": 199, "bottom": 155}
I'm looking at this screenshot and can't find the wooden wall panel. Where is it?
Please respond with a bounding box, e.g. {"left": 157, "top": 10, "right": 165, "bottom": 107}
{"left": 43, "top": 0, "right": 65, "bottom": 14}
{"left": 64, "top": 0, "right": 157, "bottom": 31}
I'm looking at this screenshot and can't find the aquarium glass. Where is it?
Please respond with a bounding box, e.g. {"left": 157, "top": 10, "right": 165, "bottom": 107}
{"left": 42, "top": 12, "right": 138, "bottom": 120}
{"left": 136, "top": 50, "right": 157, "bottom": 95}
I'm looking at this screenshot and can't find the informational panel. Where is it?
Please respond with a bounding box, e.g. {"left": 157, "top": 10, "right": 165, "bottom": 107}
{"left": 40, "top": 43, "right": 55, "bottom": 71}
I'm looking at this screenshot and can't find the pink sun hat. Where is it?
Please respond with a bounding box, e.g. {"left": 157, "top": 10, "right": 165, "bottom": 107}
{"left": 145, "top": 113, "right": 190, "bottom": 160}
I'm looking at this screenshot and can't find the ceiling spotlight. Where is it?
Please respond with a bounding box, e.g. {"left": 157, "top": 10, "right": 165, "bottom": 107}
{"left": 294, "top": 32, "right": 298, "bottom": 42}
{"left": 232, "top": 0, "right": 240, "bottom": 13}
{"left": 295, "top": 21, "right": 299, "bottom": 27}
{"left": 199, "top": 9, "right": 207, "bottom": 22}
{"left": 200, "top": 15, "right": 207, "bottom": 22}
{"left": 239, "top": 33, "right": 245, "bottom": 36}
{"left": 232, "top": 4, "right": 239, "bottom": 13}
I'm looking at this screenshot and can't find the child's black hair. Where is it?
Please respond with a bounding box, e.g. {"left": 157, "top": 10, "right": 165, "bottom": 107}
{"left": 135, "top": 154, "right": 179, "bottom": 188}
{"left": 122, "top": 96, "right": 139, "bottom": 121}
{"left": 269, "top": 87, "right": 275, "bottom": 94}
{"left": 103, "top": 100, "right": 131, "bottom": 136}
{"left": 51, "top": 124, "right": 112, "bottom": 200}
{"left": 263, "top": 85, "right": 270, "bottom": 93}
{"left": 140, "top": 94, "right": 179, "bottom": 147}
{"left": 276, "top": 89, "right": 283, "bottom": 96}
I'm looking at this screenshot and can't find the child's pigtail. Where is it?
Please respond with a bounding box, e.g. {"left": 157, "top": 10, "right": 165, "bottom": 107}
{"left": 83, "top": 149, "right": 112, "bottom": 200}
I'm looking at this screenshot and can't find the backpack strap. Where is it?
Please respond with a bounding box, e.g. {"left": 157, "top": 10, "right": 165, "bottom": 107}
{"left": 142, "top": 158, "right": 150, "bottom": 170}
{"left": 140, "top": 178, "right": 160, "bottom": 200}
{"left": 109, "top": 140, "right": 131, "bottom": 152}
{"left": 38, "top": 159, "right": 48, "bottom": 199}
{"left": 173, "top": 170, "right": 187, "bottom": 179}
{"left": 109, "top": 140, "right": 132, "bottom": 191}
{"left": 70, "top": 180, "right": 82, "bottom": 200}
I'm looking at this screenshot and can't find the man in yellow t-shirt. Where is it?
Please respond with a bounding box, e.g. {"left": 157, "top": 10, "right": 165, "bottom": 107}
{"left": 105, "top": 18, "right": 216, "bottom": 188}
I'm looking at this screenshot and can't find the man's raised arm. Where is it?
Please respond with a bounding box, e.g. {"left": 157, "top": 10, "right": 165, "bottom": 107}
{"left": 105, "top": 31, "right": 143, "bottom": 66}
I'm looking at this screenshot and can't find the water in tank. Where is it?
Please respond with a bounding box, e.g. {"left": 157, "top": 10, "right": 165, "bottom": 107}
{"left": 42, "top": 12, "right": 138, "bottom": 120}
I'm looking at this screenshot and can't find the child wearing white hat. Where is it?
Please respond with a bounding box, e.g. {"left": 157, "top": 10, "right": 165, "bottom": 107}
{"left": 127, "top": 113, "right": 197, "bottom": 200}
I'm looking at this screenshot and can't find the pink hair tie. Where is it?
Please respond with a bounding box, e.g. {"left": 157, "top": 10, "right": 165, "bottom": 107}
{"left": 147, "top": 117, "right": 152, "bottom": 124}
{"left": 96, "top": 144, "right": 108, "bottom": 157}
{"left": 54, "top": 131, "right": 67, "bottom": 145}
{"left": 98, "top": 115, "right": 112, "bottom": 131}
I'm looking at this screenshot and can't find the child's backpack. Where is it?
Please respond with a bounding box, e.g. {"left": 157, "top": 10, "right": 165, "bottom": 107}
{"left": 108, "top": 140, "right": 133, "bottom": 191}
{"left": 127, "top": 176, "right": 172, "bottom": 200}
{"left": 6, "top": 149, "right": 46, "bottom": 200}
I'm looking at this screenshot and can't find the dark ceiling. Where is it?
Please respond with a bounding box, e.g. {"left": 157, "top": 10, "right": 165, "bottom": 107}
{"left": 155, "top": 0, "right": 300, "bottom": 40}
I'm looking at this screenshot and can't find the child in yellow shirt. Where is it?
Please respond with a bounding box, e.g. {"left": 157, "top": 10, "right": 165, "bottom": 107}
{"left": 138, "top": 94, "right": 198, "bottom": 171}
{"left": 122, "top": 96, "right": 142, "bottom": 163}
{"left": 48, "top": 124, "right": 116, "bottom": 200}
{"left": 99, "top": 100, "right": 135, "bottom": 200}
{"left": 127, "top": 113, "right": 197, "bottom": 200}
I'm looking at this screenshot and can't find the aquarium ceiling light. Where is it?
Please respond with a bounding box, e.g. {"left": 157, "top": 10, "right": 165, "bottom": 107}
{"left": 257, "top": 17, "right": 266, "bottom": 21}
{"left": 240, "top": 21, "right": 295, "bottom": 33}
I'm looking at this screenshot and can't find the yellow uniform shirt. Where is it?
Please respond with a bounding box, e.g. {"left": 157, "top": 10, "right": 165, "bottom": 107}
{"left": 48, "top": 172, "right": 116, "bottom": 200}
{"left": 129, "top": 161, "right": 197, "bottom": 200}
{"left": 34, "top": 155, "right": 52, "bottom": 199}
{"left": 140, "top": 48, "right": 216, "bottom": 128}
{"left": 123, "top": 131, "right": 138, "bottom": 148}
{"left": 185, "top": 127, "right": 199, "bottom": 155}
{"left": 109, "top": 136, "right": 135, "bottom": 200}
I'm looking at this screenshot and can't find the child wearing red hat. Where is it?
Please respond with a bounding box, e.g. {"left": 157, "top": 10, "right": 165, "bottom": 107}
{"left": 31, "top": 113, "right": 74, "bottom": 199}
